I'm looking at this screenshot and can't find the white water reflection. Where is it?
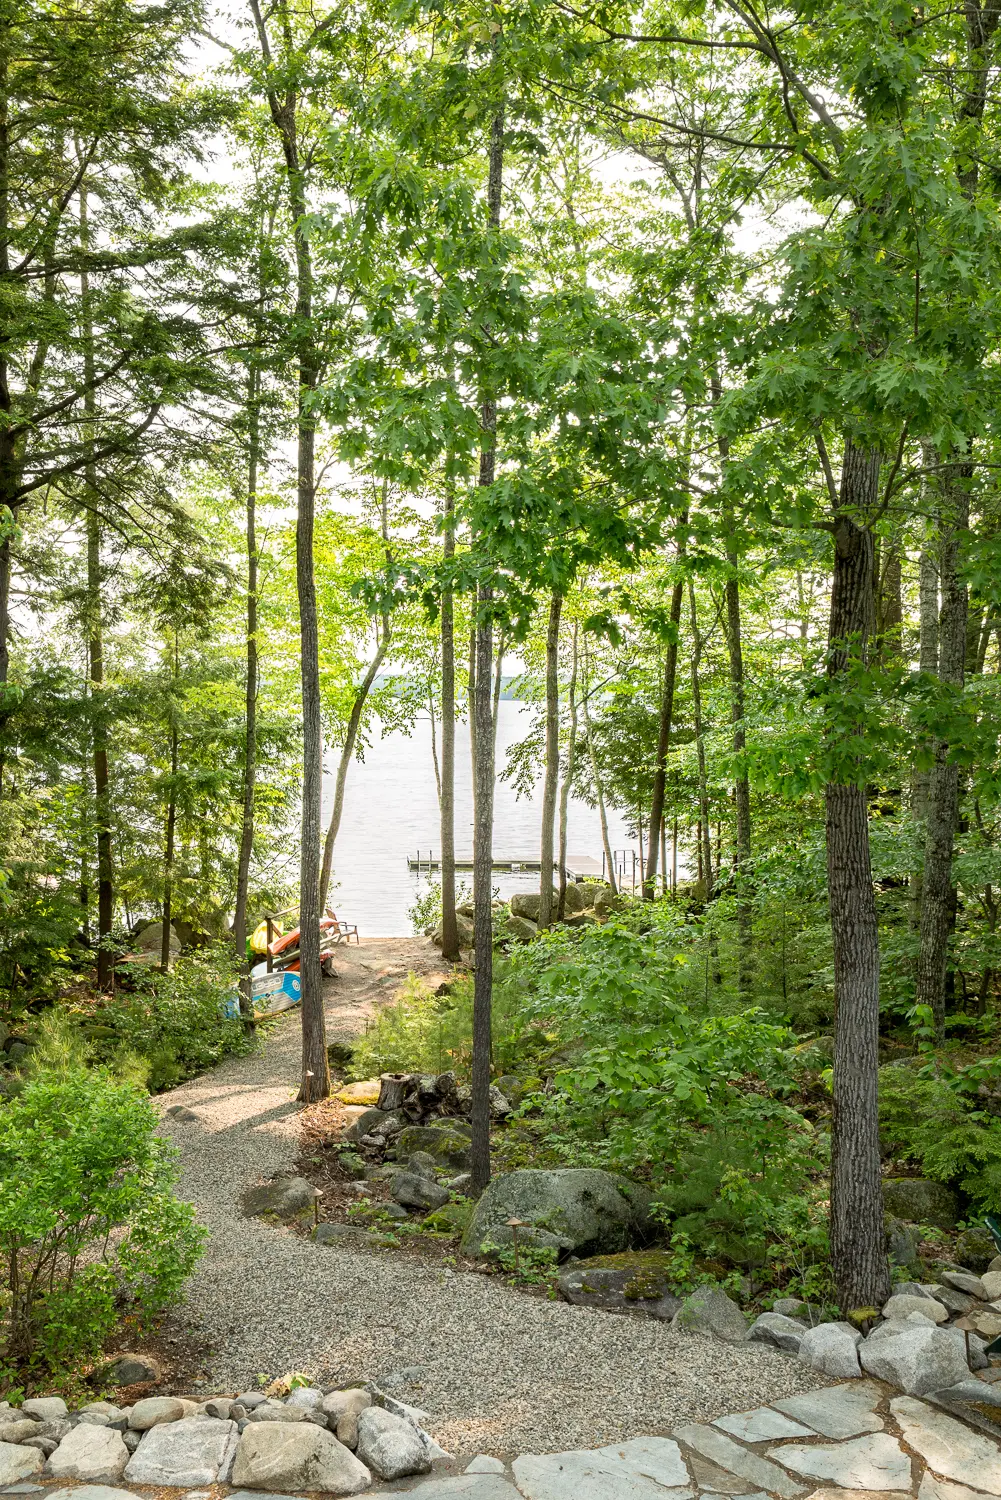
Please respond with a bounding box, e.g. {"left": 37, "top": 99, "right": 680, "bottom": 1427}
{"left": 322, "top": 699, "right": 642, "bottom": 937}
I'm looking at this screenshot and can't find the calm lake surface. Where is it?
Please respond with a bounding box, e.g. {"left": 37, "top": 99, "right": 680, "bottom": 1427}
{"left": 321, "top": 699, "right": 641, "bottom": 936}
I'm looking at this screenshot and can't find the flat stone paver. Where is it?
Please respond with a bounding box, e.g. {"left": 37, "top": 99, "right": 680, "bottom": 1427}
{"left": 772, "top": 1385, "right": 884, "bottom": 1439}
{"left": 674, "top": 1425, "right": 806, "bottom": 1499}
{"left": 376, "top": 1479, "right": 521, "bottom": 1498}
{"left": 891, "top": 1396, "right": 1001, "bottom": 1493}
{"left": 918, "top": 1476, "right": 998, "bottom": 1500}
{"left": 714, "top": 1411, "right": 814, "bottom": 1443}
{"left": 512, "top": 1445, "right": 692, "bottom": 1500}
{"left": 767, "top": 1434, "right": 912, "bottom": 1490}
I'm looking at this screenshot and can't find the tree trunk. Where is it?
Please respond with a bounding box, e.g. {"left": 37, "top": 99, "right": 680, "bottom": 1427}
{"left": 468, "top": 624, "right": 477, "bottom": 787}
{"left": 644, "top": 578, "right": 685, "bottom": 897}
{"left": 470, "top": 101, "right": 504, "bottom": 1197}
{"left": 233, "top": 364, "right": 260, "bottom": 1022}
{"left": 538, "top": 591, "right": 562, "bottom": 928}
{"left": 80, "top": 187, "right": 113, "bottom": 989}
{"left": 492, "top": 628, "right": 505, "bottom": 747}
{"left": 581, "top": 645, "right": 616, "bottom": 893}
{"left": 87, "top": 506, "right": 113, "bottom": 989}
{"left": 825, "top": 437, "right": 890, "bottom": 1314}
{"left": 319, "top": 634, "right": 389, "bottom": 906}
{"left": 916, "top": 465, "right": 970, "bottom": 1037}
{"left": 0, "top": 536, "right": 9, "bottom": 691}
{"left": 161, "top": 640, "right": 179, "bottom": 974}
{"left": 439, "top": 482, "right": 459, "bottom": 961}
{"left": 713, "top": 376, "right": 752, "bottom": 981}
{"left": 557, "top": 622, "right": 579, "bottom": 920}
{"left": 249, "top": 0, "right": 329, "bottom": 1100}
{"left": 687, "top": 582, "right": 713, "bottom": 895}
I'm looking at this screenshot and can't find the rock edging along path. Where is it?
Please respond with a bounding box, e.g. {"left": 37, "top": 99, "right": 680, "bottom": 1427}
{"left": 156, "top": 938, "right": 824, "bottom": 1456}
{"left": 4, "top": 1376, "right": 1001, "bottom": 1499}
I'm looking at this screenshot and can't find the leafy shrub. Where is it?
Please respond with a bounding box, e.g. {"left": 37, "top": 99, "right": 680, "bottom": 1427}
{"left": 72, "top": 945, "right": 252, "bottom": 1091}
{"left": 0, "top": 1065, "right": 204, "bottom": 1380}
{"left": 348, "top": 970, "right": 539, "bottom": 1081}
{"left": 879, "top": 1059, "right": 1001, "bottom": 1212}
{"left": 406, "top": 879, "right": 473, "bottom": 937}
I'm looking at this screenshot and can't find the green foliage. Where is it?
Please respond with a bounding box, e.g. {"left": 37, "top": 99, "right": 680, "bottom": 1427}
{"left": 879, "top": 1061, "right": 1001, "bottom": 1212}
{"left": 348, "top": 969, "right": 540, "bottom": 1081}
{"left": 0, "top": 1065, "right": 204, "bottom": 1380}
{"left": 70, "top": 946, "right": 253, "bottom": 1092}
{"left": 406, "top": 879, "right": 473, "bottom": 937}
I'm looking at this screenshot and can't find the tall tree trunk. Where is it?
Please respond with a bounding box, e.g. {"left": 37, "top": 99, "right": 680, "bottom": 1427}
{"left": 233, "top": 364, "right": 260, "bottom": 1022}
{"left": 161, "top": 638, "right": 179, "bottom": 974}
{"left": 249, "top": 0, "right": 329, "bottom": 1100}
{"left": 644, "top": 569, "right": 686, "bottom": 897}
{"left": 916, "top": 466, "right": 970, "bottom": 1037}
{"left": 825, "top": 437, "right": 890, "bottom": 1314}
{"left": 0, "top": 537, "right": 9, "bottom": 692}
{"left": 492, "top": 628, "right": 505, "bottom": 747}
{"left": 581, "top": 645, "right": 616, "bottom": 893}
{"left": 439, "top": 482, "right": 459, "bottom": 961}
{"left": 713, "top": 376, "right": 752, "bottom": 982}
{"left": 87, "top": 507, "right": 113, "bottom": 989}
{"left": 470, "top": 100, "right": 504, "bottom": 1197}
{"left": 556, "top": 622, "right": 579, "bottom": 920}
{"left": 538, "top": 591, "right": 562, "bottom": 928}
{"left": 80, "top": 187, "right": 113, "bottom": 989}
{"left": 468, "top": 624, "right": 477, "bottom": 787}
{"left": 687, "top": 582, "right": 713, "bottom": 895}
{"left": 318, "top": 634, "right": 389, "bottom": 907}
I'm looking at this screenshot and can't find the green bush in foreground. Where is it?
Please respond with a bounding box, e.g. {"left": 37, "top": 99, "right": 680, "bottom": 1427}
{"left": 0, "top": 1065, "right": 205, "bottom": 1383}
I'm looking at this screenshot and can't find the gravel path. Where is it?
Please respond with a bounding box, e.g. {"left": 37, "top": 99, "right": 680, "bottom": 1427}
{"left": 158, "top": 939, "right": 827, "bottom": 1459}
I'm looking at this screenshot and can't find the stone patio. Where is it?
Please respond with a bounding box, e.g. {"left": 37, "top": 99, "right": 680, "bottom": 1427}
{"left": 3, "top": 1378, "right": 999, "bottom": 1498}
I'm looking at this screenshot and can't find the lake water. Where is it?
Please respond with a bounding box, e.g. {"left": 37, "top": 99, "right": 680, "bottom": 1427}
{"left": 321, "top": 699, "right": 642, "bottom": 936}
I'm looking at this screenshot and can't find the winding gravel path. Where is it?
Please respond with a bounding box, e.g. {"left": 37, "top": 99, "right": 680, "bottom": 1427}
{"left": 158, "top": 939, "right": 827, "bottom": 1458}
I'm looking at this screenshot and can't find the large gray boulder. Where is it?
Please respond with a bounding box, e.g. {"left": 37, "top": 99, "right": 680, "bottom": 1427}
{"left": 230, "top": 1421, "right": 370, "bottom": 1494}
{"left": 881, "top": 1178, "right": 958, "bottom": 1228}
{"left": 882, "top": 1293, "right": 947, "bottom": 1324}
{"left": 0, "top": 1445, "right": 44, "bottom": 1485}
{"left": 672, "top": 1285, "right": 748, "bottom": 1345}
{"left": 22, "top": 1398, "right": 66, "bottom": 1421}
{"left": 557, "top": 1251, "right": 680, "bottom": 1321}
{"left": 355, "top": 1407, "right": 430, "bottom": 1481}
{"left": 797, "top": 1322, "right": 862, "bottom": 1378}
{"left": 746, "top": 1312, "right": 807, "bottom": 1353}
{"left": 396, "top": 1125, "right": 471, "bottom": 1170}
{"left": 135, "top": 920, "right": 181, "bottom": 955}
{"left": 390, "top": 1171, "right": 450, "bottom": 1212}
{"left": 128, "top": 1398, "right": 185, "bottom": 1431}
{"left": 859, "top": 1324, "right": 971, "bottom": 1394}
{"left": 124, "top": 1417, "right": 237, "bottom": 1486}
{"left": 461, "top": 1168, "right": 650, "bottom": 1259}
{"left": 47, "top": 1425, "right": 130, "bottom": 1483}
{"left": 241, "top": 1176, "right": 316, "bottom": 1221}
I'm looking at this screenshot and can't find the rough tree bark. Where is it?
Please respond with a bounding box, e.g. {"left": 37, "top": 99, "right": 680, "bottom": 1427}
{"left": 250, "top": 0, "right": 328, "bottom": 1100}
{"left": 825, "top": 437, "right": 891, "bottom": 1314}
{"left": 687, "top": 581, "right": 713, "bottom": 896}
{"left": 439, "top": 480, "right": 459, "bottom": 961}
{"left": 643, "top": 578, "right": 685, "bottom": 898}
{"left": 161, "top": 636, "right": 179, "bottom": 974}
{"left": 80, "top": 186, "right": 114, "bottom": 988}
{"left": 233, "top": 362, "right": 260, "bottom": 1021}
{"left": 470, "top": 100, "right": 504, "bottom": 1197}
{"left": 538, "top": 591, "right": 562, "bottom": 929}
{"left": 580, "top": 640, "right": 617, "bottom": 893}
{"left": 556, "top": 622, "right": 579, "bottom": 920}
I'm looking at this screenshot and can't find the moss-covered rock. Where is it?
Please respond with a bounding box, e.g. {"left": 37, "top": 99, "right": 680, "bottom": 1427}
{"left": 557, "top": 1250, "right": 681, "bottom": 1320}
{"left": 396, "top": 1124, "right": 472, "bottom": 1171}
{"left": 424, "top": 1199, "right": 475, "bottom": 1234}
{"left": 881, "top": 1177, "right": 958, "bottom": 1229}
{"left": 956, "top": 1224, "right": 997, "bottom": 1274}
{"left": 460, "top": 1167, "right": 651, "bottom": 1259}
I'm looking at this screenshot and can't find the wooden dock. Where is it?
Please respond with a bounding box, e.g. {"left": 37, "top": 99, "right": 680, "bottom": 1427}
{"left": 408, "top": 852, "right": 605, "bottom": 880}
